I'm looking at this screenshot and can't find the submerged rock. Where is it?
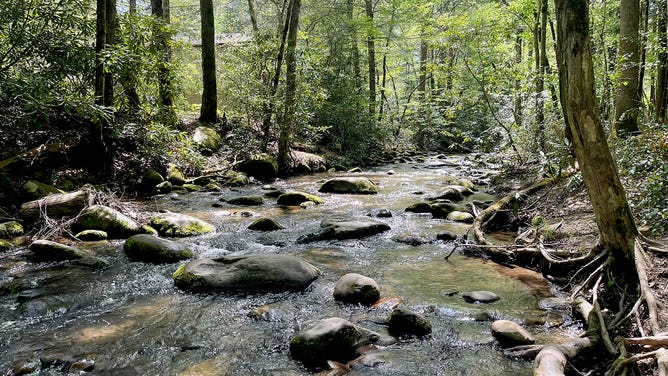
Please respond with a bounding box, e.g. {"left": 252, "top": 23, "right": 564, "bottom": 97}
{"left": 318, "top": 177, "right": 378, "bottom": 194}
{"left": 289, "top": 317, "right": 376, "bottom": 369}
{"left": 297, "top": 217, "right": 390, "bottom": 243}
{"left": 173, "top": 254, "right": 320, "bottom": 292}
{"left": 150, "top": 212, "right": 215, "bottom": 237}
{"left": 276, "top": 191, "right": 324, "bottom": 206}
{"left": 72, "top": 205, "right": 143, "bottom": 238}
{"left": 388, "top": 307, "right": 432, "bottom": 338}
{"left": 333, "top": 273, "right": 380, "bottom": 306}
{"left": 463, "top": 291, "right": 500, "bottom": 303}
{"left": 248, "top": 217, "right": 284, "bottom": 231}
{"left": 491, "top": 320, "right": 535, "bottom": 347}
{"left": 123, "top": 234, "right": 193, "bottom": 264}
{"left": 0, "top": 221, "right": 23, "bottom": 238}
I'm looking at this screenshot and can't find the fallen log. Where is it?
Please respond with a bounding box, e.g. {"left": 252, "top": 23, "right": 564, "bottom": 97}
{"left": 19, "top": 190, "right": 94, "bottom": 223}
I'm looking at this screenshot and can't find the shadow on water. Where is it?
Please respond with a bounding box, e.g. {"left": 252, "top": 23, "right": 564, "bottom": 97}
{"left": 0, "top": 155, "right": 570, "bottom": 375}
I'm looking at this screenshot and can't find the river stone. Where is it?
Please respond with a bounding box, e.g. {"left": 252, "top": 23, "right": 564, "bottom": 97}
{"left": 0, "top": 221, "right": 23, "bottom": 238}
{"left": 455, "top": 178, "right": 475, "bottom": 189}
{"left": 73, "top": 205, "right": 143, "bottom": 238}
{"left": 388, "top": 307, "right": 432, "bottom": 338}
{"left": 248, "top": 217, "right": 284, "bottom": 231}
{"left": 463, "top": 291, "right": 500, "bottom": 303}
{"left": 491, "top": 320, "right": 535, "bottom": 346}
{"left": 22, "top": 180, "right": 64, "bottom": 199}
{"left": 150, "top": 212, "right": 214, "bottom": 237}
{"left": 276, "top": 191, "right": 324, "bottom": 206}
{"left": 155, "top": 181, "right": 173, "bottom": 193}
{"left": 29, "top": 240, "right": 90, "bottom": 261}
{"left": 0, "top": 239, "right": 13, "bottom": 251}
{"left": 298, "top": 217, "right": 391, "bottom": 243}
{"left": 264, "top": 189, "right": 284, "bottom": 198}
{"left": 226, "top": 173, "right": 250, "bottom": 186}
{"left": 166, "top": 164, "right": 186, "bottom": 186}
{"left": 289, "top": 317, "right": 372, "bottom": 369}
{"left": 333, "top": 273, "right": 380, "bottom": 306}
{"left": 446, "top": 211, "right": 474, "bottom": 223}
{"left": 405, "top": 202, "right": 432, "bottom": 213}
{"left": 182, "top": 184, "right": 202, "bottom": 192}
{"left": 430, "top": 202, "right": 470, "bottom": 219}
{"left": 173, "top": 254, "right": 320, "bottom": 292}
{"left": 226, "top": 196, "right": 264, "bottom": 206}
{"left": 123, "top": 234, "right": 193, "bottom": 264}
{"left": 436, "top": 231, "right": 458, "bottom": 241}
{"left": 318, "top": 177, "right": 378, "bottom": 194}
{"left": 140, "top": 170, "right": 164, "bottom": 193}
{"left": 75, "top": 230, "right": 108, "bottom": 241}
{"left": 443, "top": 185, "right": 474, "bottom": 196}
{"left": 429, "top": 188, "right": 463, "bottom": 202}
{"left": 192, "top": 125, "right": 222, "bottom": 154}
{"left": 239, "top": 153, "right": 278, "bottom": 180}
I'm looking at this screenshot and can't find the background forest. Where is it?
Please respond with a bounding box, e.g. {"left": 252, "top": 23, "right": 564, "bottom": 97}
{"left": 0, "top": 0, "right": 667, "bottom": 233}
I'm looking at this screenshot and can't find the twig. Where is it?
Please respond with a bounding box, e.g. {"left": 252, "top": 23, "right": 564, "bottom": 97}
{"left": 570, "top": 261, "right": 606, "bottom": 301}
{"left": 592, "top": 275, "right": 618, "bottom": 355}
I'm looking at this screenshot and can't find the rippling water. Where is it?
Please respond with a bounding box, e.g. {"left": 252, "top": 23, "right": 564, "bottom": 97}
{"left": 0, "top": 155, "right": 567, "bottom": 375}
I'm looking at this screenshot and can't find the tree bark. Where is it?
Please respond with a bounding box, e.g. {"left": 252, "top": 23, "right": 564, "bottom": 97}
{"left": 94, "top": 0, "right": 111, "bottom": 177}
{"left": 151, "top": 0, "right": 174, "bottom": 110}
{"left": 364, "top": 0, "right": 376, "bottom": 119}
{"left": 103, "top": 0, "right": 116, "bottom": 108}
{"left": 613, "top": 0, "right": 641, "bottom": 137}
{"left": 513, "top": 33, "right": 523, "bottom": 127}
{"left": 637, "top": 0, "right": 649, "bottom": 103}
{"left": 656, "top": 0, "right": 668, "bottom": 123}
{"left": 554, "top": 0, "right": 639, "bottom": 274}
{"left": 199, "top": 0, "right": 218, "bottom": 123}
{"left": 277, "top": 0, "right": 301, "bottom": 176}
{"left": 534, "top": 0, "right": 548, "bottom": 151}
{"left": 347, "top": 0, "right": 361, "bottom": 85}
{"left": 418, "top": 37, "right": 428, "bottom": 102}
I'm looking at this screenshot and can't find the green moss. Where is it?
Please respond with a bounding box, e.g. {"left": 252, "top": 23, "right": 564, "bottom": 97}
{"left": 173, "top": 263, "right": 205, "bottom": 290}
{"left": 0, "top": 221, "right": 23, "bottom": 238}
{"left": 0, "top": 239, "right": 13, "bottom": 251}
{"left": 276, "top": 191, "right": 324, "bottom": 206}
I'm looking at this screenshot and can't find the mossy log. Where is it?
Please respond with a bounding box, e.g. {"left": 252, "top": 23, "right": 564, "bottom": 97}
{"left": 19, "top": 190, "right": 93, "bottom": 222}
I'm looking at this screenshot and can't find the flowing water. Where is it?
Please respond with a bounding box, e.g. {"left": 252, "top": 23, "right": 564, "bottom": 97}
{"left": 0, "top": 155, "right": 572, "bottom": 375}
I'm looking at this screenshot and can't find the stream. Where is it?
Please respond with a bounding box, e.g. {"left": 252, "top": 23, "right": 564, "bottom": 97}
{"left": 0, "top": 154, "right": 575, "bottom": 375}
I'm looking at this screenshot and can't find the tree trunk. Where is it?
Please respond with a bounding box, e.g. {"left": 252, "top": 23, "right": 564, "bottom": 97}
{"left": 103, "top": 0, "right": 116, "bottom": 108}
{"left": 513, "top": 33, "right": 523, "bottom": 127}
{"left": 123, "top": 0, "right": 140, "bottom": 114}
{"left": 347, "top": 0, "right": 361, "bottom": 86}
{"left": 637, "top": 0, "right": 649, "bottom": 104}
{"left": 20, "top": 190, "right": 94, "bottom": 223}
{"left": 554, "top": 0, "right": 639, "bottom": 275}
{"left": 534, "top": 0, "right": 548, "bottom": 151}
{"left": 364, "top": 0, "right": 376, "bottom": 119}
{"left": 613, "top": 0, "right": 641, "bottom": 137}
{"left": 199, "top": 0, "right": 218, "bottom": 123}
{"left": 656, "top": 0, "right": 668, "bottom": 123}
{"left": 152, "top": 0, "right": 174, "bottom": 110}
{"left": 94, "top": 0, "right": 111, "bottom": 177}
{"left": 277, "top": 0, "right": 301, "bottom": 176}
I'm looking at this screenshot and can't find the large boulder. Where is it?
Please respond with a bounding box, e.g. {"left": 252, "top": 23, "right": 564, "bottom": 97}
{"left": 491, "top": 320, "right": 535, "bottom": 347}
{"left": 297, "top": 217, "right": 390, "bottom": 243}
{"left": 73, "top": 205, "right": 143, "bottom": 238}
{"left": 290, "top": 150, "right": 328, "bottom": 173}
{"left": 318, "top": 177, "right": 378, "bottom": 194}
{"left": 333, "top": 273, "right": 380, "bottom": 306}
{"left": 428, "top": 188, "right": 463, "bottom": 202}
{"left": 388, "top": 307, "right": 432, "bottom": 338}
{"left": 239, "top": 153, "right": 279, "bottom": 180}
{"left": 289, "top": 317, "right": 376, "bottom": 369}
{"left": 446, "top": 211, "right": 474, "bottom": 223}
{"left": 139, "top": 170, "right": 164, "bottom": 193}
{"left": 0, "top": 221, "right": 23, "bottom": 238}
{"left": 192, "top": 126, "right": 222, "bottom": 154}
{"left": 248, "top": 217, "right": 284, "bottom": 231}
{"left": 276, "top": 191, "right": 324, "bottom": 206}
{"left": 123, "top": 234, "right": 193, "bottom": 264}
{"left": 173, "top": 254, "right": 320, "bottom": 292}
{"left": 430, "top": 202, "right": 470, "bottom": 219}
{"left": 28, "top": 240, "right": 105, "bottom": 266}
{"left": 150, "top": 212, "right": 215, "bottom": 237}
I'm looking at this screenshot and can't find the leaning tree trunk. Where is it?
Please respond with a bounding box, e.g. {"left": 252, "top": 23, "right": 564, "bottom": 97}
{"left": 277, "top": 0, "right": 301, "bottom": 177}
{"left": 613, "top": 0, "right": 641, "bottom": 137}
{"left": 199, "top": 0, "right": 217, "bottom": 123}
{"left": 554, "top": 0, "right": 639, "bottom": 274}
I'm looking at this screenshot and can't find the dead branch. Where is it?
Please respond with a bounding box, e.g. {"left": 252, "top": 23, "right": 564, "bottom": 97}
{"left": 624, "top": 336, "right": 668, "bottom": 347}
{"left": 634, "top": 239, "right": 660, "bottom": 335}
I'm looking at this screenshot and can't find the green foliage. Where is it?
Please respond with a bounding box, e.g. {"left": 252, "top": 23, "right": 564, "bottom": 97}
{"left": 136, "top": 121, "right": 205, "bottom": 175}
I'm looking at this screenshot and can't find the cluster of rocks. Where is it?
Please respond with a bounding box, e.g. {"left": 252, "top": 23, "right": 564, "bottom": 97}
{"left": 403, "top": 178, "right": 489, "bottom": 224}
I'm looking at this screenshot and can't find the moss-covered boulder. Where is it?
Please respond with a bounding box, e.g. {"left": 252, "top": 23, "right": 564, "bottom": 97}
{"left": 73, "top": 205, "right": 142, "bottom": 239}
{"left": 123, "top": 234, "right": 193, "bottom": 264}
{"left": 182, "top": 184, "right": 202, "bottom": 192}
{"left": 333, "top": 273, "right": 380, "bottom": 306}
{"left": 405, "top": 202, "right": 432, "bottom": 213}
{"left": 29, "top": 240, "right": 91, "bottom": 261}
{"left": 226, "top": 196, "right": 264, "bottom": 206}
{"left": 388, "top": 307, "right": 432, "bottom": 338}
{"left": 0, "top": 221, "right": 23, "bottom": 238}
{"left": 248, "top": 217, "right": 284, "bottom": 231}
{"left": 173, "top": 254, "right": 320, "bottom": 292}
{"left": 0, "top": 239, "right": 12, "bottom": 251}
{"left": 446, "top": 211, "right": 474, "bottom": 223}
{"left": 139, "top": 170, "right": 164, "bottom": 193}
{"left": 289, "top": 317, "right": 375, "bottom": 369}
{"left": 430, "top": 202, "right": 470, "bottom": 219}
{"left": 192, "top": 126, "right": 222, "bottom": 154}
{"left": 74, "top": 230, "right": 108, "bottom": 241}
{"left": 297, "top": 217, "right": 390, "bottom": 243}
{"left": 150, "top": 212, "right": 214, "bottom": 237}
{"left": 166, "top": 164, "right": 186, "bottom": 186}
{"left": 239, "top": 153, "right": 279, "bottom": 180}
{"left": 155, "top": 181, "right": 173, "bottom": 193}
{"left": 276, "top": 191, "right": 324, "bottom": 206}
{"left": 22, "top": 180, "right": 64, "bottom": 199}
{"left": 225, "top": 172, "right": 250, "bottom": 187}
{"left": 318, "top": 177, "right": 378, "bottom": 194}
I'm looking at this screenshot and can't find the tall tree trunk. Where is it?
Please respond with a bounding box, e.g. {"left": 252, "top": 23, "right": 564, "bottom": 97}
{"left": 123, "top": 0, "right": 140, "bottom": 114}
{"left": 94, "top": 0, "right": 112, "bottom": 177}
{"left": 199, "top": 0, "right": 218, "bottom": 123}
{"left": 152, "top": 0, "right": 174, "bottom": 111}
{"left": 347, "top": 0, "right": 361, "bottom": 86}
{"left": 103, "top": 0, "right": 116, "bottom": 108}
{"left": 534, "top": 0, "right": 548, "bottom": 151}
{"left": 613, "top": 0, "right": 641, "bottom": 137}
{"left": 656, "top": 0, "right": 668, "bottom": 123}
{"left": 364, "top": 0, "right": 376, "bottom": 119}
{"left": 379, "top": 7, "right": 397, "bottom": 123}
{"left": 554, "top": 0, "right": 638, "bottom": 275}
{"left": 418, "top": 37, "right": 428, "bottom": 102}
{"left": 513, "top": 33, "right": 523, "bottom": 127}
{"left": 95, "top": 0, "right": 106, "bottom": 108}
{"left": 277, "top": 0, "right": 301, "bottom": 176}
{"left": 637, "top": 0, "right": 649, "bottom": 104}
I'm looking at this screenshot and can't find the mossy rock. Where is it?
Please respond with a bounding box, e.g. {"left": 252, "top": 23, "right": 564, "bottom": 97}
{"left": 428, "top": 188, "right": 463, "bottom": 201}
{"left": 430, "top": 202, "right": 470, "bottom": 219}
{"left": 72, "top": 205, "right": 143, "bottom": 239}
{"left": 142, "top": 225, "right": 159, "bottom": 236}
{"left": 226, "top": 173, "right": 250, "bottom": 187}
{"left": 182, "top": 184, "right": 202, "bottom": 192}
{"left": 446, "top": 211, "right": 474, "bottom": 223}
{"left": 123, "top": 234, "right": 193, "bottom": 264}
{"left": 74, "top": 230, "right": 108, "bottom": 241}
{"left": 192, "top": 126, "right": 222, "bottom": 154}
{"left": 0, "top": 221, "right": 23, "bottom": 238}
{"left": 298, "top": 217, "right": 390, "bottom": 243}
{"left": 22, "top": 180, "right": 64, "bottom": 199}
{"left": 155, "top": 181, "right": 173, "bottom": 193}
{"left": 405, "top": 202, "right": 432, "bottom": 213}
{"left": 318, "top": 177, "right": 378, "bottom": 194}
{"left": 0, "top": 239, "right": 13, "bottom": 252}
{"left": 227, "top": 196, "right": 264, "bottom": 206}
{"left": 388, "top": 307, "right": 432, "bottom": 338}
{"left": 239, "top": 153, "right": 278, "bottom": 180}
{"left": 29, "top": 240, "right": 90, "bottom": 261}
{"left": 140, "top": 170, "right": 164, "bottom": 193}
{"left": 150, "top": 212, "right": 215, "bottom": 237}
{"left": 166, "top": 164, "right": 186, "bottom": 186}
{"left": 248, "top": 217, "right": 284, "bottom": 231}
{"left": 276, "top": 191, "right": 324, "bottom": 206}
